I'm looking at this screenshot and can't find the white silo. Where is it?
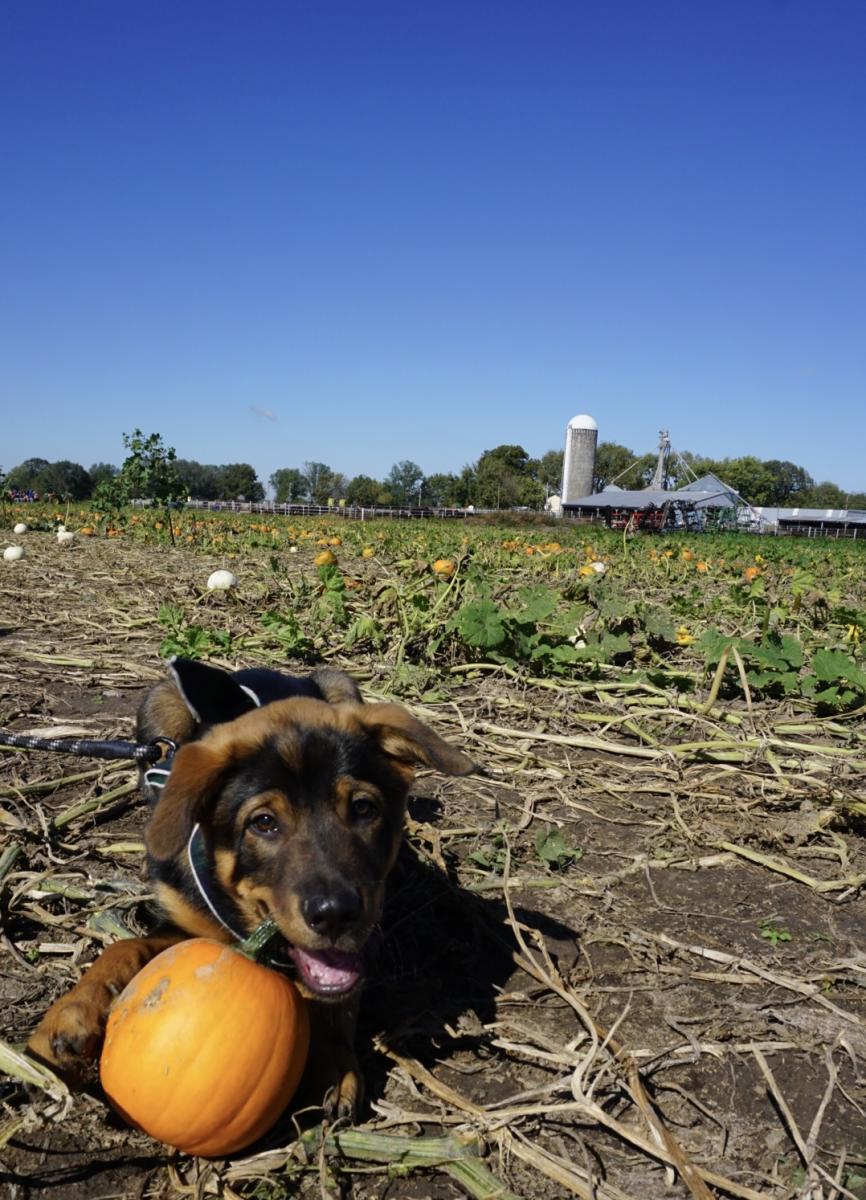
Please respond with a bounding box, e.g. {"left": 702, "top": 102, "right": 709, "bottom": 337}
{"left": 562, "top": 414, "right": 598, "bottom": 503}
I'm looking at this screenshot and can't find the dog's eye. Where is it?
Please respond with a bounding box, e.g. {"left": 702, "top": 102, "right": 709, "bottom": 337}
{"left": 249, "top": 811, "right": 280, "bottom": 837}
{"left": 350, "top": 796, "right": 378, "bottom": 822}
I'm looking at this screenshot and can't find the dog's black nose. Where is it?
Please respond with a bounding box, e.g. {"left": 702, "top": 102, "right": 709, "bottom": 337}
{"left": 302, "top": 886, "right": 362, "bottom": 938}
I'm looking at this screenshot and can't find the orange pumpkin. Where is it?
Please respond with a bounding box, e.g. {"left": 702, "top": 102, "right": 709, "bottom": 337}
{"left": 100, "top": 934, "right": 309, "bottom": 1157}
{"left": 432, "top": 559, "right": 455, "bottom": 577}
{"left": 314, "top": 548, "right": 338, "bottom": 567}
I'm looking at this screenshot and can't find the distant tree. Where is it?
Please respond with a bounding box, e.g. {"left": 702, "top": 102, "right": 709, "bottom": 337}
{"left": 473, "top": 445, "right": 530, "bottom": 508}
{"left": 330, "top": 472, "right": 348, "bottom": 501}
{"left": 592, "top": 443, "right": 641, "bottom": 492}
{"left": 799, "top": 481, "right": 848, "bottom": 508}
{"left": 345, "top": 474, "right": 382, "bottom": 506}
{"left": 538, "top": 450, "right": 564, "bottom": 494}
{"left": 708, "top": 457, "right": 776, "bottom": 505}
{"left": 34, "top": 460, "right": 92, "bottom": 500}
{"left": 847, "top": 492, "right": 866, "bottom": 509}
{"left": 216, "top": 463, "right": 264, "bottom": 501}
{"left": 523, "top": 459, "right": 547, "bottom": 508}
{"left": 762, "top": 460, "right": 814, "bottom": 505}
{"left": 303, "top": 462, "right": 336, "bottom": 505}
{"left": 385, "top": 460, "right": 424, "bottom": 506}
{"left": 270, "top": 468, "right": 307, "bottom": 503}
{"left": 115, "top": 430, "right": 186, "bottom": 504}
{"left": 91, "top": 430, "right": 186, "bottom": 541}
{"left": 453, "top": 464, "right": 477, "bottom": 507}
{"left": 89, "top": 462, "right": 119, "bottom": 492}
{"left": 423, "top": 472, "right": 460, "bottom": 507}
{"left": 6, "top": 458, "right": 51, "bottom": 493}
{"left": 174, "top": 460, "right": 221, "bottom": 500}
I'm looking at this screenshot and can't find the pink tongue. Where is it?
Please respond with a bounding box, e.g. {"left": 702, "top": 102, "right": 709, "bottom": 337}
{"left": 290, "top": 946, "right": 362, "bottom": 994}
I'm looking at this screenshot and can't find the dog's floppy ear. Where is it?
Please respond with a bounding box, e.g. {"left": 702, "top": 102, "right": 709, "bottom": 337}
{"left": 312, "top": 666, "right": 363, "bottom": 705}
{"left": 357, "top": 703, "right": 476, "bottom": 776}
{"left": 145, "top": 740, "right": 227, "bottom": 861}
{"left": 168, "top": 657, "right": 259, "bottom": 726}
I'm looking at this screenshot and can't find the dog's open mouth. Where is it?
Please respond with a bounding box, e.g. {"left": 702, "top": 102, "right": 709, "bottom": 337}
{"left": 289, "top": 945, "right": 363, "bottom": 995}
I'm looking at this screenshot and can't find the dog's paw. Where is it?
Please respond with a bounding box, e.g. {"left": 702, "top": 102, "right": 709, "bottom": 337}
{"left": 27, "top": 936, "right": 182, "bottom": 1086}
{"left": 303, "top": 1042, "right": 363, "bottom": 1122}
{"left": 27, "top": 994, "right": 106, "bottom": 1081}
{"left": 322, "top": 1066, "right": 362, "bottom": 1123}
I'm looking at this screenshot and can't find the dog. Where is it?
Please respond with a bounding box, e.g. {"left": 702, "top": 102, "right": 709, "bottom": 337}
{"left": 27, "top": 657, "right": 475, "bottom": 1120}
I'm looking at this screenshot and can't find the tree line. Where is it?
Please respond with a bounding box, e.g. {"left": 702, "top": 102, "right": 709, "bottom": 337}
{"left": 3, "top": 439, "right": 864, "bottom": 510}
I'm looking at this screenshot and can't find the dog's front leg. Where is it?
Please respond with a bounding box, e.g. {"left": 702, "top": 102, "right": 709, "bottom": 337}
{"left": 303, "top": 996, "right": 362, "bottom": 1121}
{"left": 27, "top": 935, "right": 183, "bottom": 1082}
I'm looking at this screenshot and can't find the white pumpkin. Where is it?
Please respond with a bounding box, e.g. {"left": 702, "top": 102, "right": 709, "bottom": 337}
{"left": 13, "top": 523, "right": 27, "bottom": 535}
{"left": 4, "top": 545, "right": 25, "bottom": 562}
{"left": 207, "top": 569, "right": 237, "bottom": 590}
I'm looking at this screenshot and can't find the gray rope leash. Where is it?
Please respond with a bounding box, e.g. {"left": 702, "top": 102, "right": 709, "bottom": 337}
{"left": 0, "top": 731, "right": 173, "bottom": 763}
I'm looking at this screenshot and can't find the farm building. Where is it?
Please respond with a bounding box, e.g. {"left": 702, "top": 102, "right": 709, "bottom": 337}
{"left": 558, "top": 424, "right": 750, "bottom": 529}
{"left": 561, "top": 470, "right": 753, "bottom": 531}
{"left": 751, "top": 506, "right": 866, "bottom": 538}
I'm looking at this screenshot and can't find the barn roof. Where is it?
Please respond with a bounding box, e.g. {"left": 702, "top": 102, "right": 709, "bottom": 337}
{"left": 563, "top": 487, "right": 710, "bottom": 509}
{"left": 563, "top": 471, "right": 747, "bottom": 511}
{"left": 754, "top": 507, "right": 866, "bottom": 526}
{"left": 677, "top": 473, "right": 743, "bottom": 508}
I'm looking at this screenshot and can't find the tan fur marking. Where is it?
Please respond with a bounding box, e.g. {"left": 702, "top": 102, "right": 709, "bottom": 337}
{"left": 213, "top": 847, "right": 237, "bottom": 892}
{"left": 155, "top": 882, "right": 230, "bottom": 940}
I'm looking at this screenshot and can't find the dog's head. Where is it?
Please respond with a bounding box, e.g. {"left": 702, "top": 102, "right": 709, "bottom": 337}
{"left": 145, "top": 697, "right": 475, "bottom": 999}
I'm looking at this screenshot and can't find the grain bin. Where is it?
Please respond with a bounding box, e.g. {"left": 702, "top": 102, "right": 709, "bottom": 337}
{"left": 562, "top": 414, "right": 598, "bottom": 503}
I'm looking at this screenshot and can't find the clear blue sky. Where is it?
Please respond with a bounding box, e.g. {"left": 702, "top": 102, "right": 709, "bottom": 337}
{"left": 3, "top": 1, "right": 865, "bottom": 492}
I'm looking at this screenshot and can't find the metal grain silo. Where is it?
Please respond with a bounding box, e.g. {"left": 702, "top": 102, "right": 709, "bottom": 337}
{"left": 562, "top": 414, "right": 598, "bottom": 503}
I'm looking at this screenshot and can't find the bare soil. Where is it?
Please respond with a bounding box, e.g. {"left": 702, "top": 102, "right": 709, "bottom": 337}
{"left": 2, "top": 533, "right": 866, "bottom": 1199}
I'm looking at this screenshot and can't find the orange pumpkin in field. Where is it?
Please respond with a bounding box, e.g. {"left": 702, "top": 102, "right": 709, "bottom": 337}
{"left": 100, "top": 931, "right": 309, "bottom": 1157}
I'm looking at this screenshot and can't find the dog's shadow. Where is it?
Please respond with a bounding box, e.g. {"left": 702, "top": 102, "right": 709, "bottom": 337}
{"left": 356, "top": 796, "right": 578, "bottom": 1110}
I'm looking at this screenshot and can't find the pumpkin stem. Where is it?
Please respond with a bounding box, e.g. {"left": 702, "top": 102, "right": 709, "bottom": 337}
{"left": 237, "top": 917, "right": 280, "bottom": 961}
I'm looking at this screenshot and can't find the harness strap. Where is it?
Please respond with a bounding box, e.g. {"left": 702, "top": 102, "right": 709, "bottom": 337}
{"left": 186, "top": 823, "right": 246, "bottom": 940}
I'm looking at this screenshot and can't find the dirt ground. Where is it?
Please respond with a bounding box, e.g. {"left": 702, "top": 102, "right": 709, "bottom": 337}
{"left": 2, "top": 533, "right": 866, "bottom": 1199}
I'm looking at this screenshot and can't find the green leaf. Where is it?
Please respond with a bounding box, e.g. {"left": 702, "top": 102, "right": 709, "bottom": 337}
{"left": 788, "top": 568, "right": 814, "bottom": 596}
{"left": 777, "top": 634, "right": 805, "bottom": 668}
{"left": 812, "top": 648, "right": 866, "bottom": 689}
{"left": 642, "top": 607, "right": 677, "bottom": 645}
{"left": 317, "top": 564, "right": 345, "bottom": 592}
{"left": 454, "top": 600, "right": 507, "bottom": 649}
{"left": 535, "top": 825, "right": 581, "bottom": 869}
{"left": 515, "top": 585, "right": 559, "bottom": 624}
{"left": 599, "top": 631, "right": 633, "bottom": 660}
{"left": 697, "top": 628, "right": 734, "bottom": 664}
{"left": 740, "top": 640, "right": 789, "bottom": 671}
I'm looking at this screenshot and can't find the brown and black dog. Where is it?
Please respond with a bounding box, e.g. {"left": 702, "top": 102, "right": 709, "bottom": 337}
{"left": 28, "top": 657, "right": 475, "bottom": 1119}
